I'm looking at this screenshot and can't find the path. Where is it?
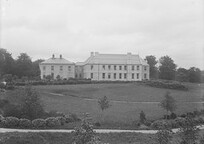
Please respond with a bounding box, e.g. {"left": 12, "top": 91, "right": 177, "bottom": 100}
{"left": 1, "top": 125, "right": 204, "bottom": 134}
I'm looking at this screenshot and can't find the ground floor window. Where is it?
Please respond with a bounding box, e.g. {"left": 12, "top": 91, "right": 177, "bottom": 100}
{"left": 124, "top": 73, "right": 127, "bottom": 79}
{"left": 132, "top": 73, "right": 134, "bottom": 79}
{"left": 102, "top": 73, "right": 105, "bottom": 79}
{"left": 108, "top": 73, "right": 111, "bottom": 79}
{"left": 137, "top": 73, "right": 139, "bottom": 79}
{"left": 144, "top": 73, "right": 147, "bottom": 79}
{"left": 114, "top": 73, "right": 116, "bottom": 79}
{"left": 91, "top": 73, "right": 93, "bottom": 79}
{"left": 119, "top": 73, "right": 122, "bottom": 79}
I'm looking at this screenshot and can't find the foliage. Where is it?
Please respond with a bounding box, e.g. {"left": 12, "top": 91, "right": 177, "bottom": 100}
{"left": 145, "top": 55, "right": 158, "bottom": 79}
{"left": 20, "top": 85, "right": 44, "bottom": 120}
{"left": 155, "top": 129, "right": 172, "bottom": 144}
{"left": 159, "top": 55, "right": 176, "bottom": 80}
{"left": 3, "top": 104, "right": 22, "bottom": 118}
{"left": 32, "top": 118, "right": 46, "bottom": 128}
{"left": 176, "top": 68, "right": 189, "bottom": 82}
{"left": 139, "top": 110, "right": 146, "bottom": 124}
{"left": 45, "top": 117, "right": 61, "bottom": 128}
{"left": 188, "top": 67, "right": 202, "bottom": 83}
{"left": 4, "top": 116, "right": 20, "bottom": 128}
{"left": 56, "top": 116, "right": 66, "bottom": 125}
{"left": 159, "top": 91, "right": 177, "bottom": 116}
{"left": 19, "top": 118, "right": 32, "bottom": 128}
{"left": 98, "top": 96, "right": 111, "bottom": 112}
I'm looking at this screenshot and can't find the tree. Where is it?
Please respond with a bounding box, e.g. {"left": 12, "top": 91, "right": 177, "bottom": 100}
{"left": 98, "top": 96, "right": 111, "bottom": 112}
{"left": 159, "top": 92, "right": 177, "bottom": 117}
{"left": 159, "top": 56, "right": 176, "bottom": 80}
{"left": 176, "top": 67, "right": 189, "bottom": 82}
{"left": 188, "top": 67, "right": 201, "bottom": 83}
{"left": 14, "top": 53, "right": 33, "bottom": 78}
{"left": 31, "top": 59, "right": 44, "bottom": 78}
{"left": 145, "top": 55, "right": 158, "bottom": 79}
{"left": 139, "top": 110, "right": 146, "bottom": 124}
{"left": 20, "top": 85, "right": 44, "bottom": 120}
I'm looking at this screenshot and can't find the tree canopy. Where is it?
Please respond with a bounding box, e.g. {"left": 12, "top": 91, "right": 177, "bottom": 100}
{"left": 145, "top": 55, "right": 158, "bottom": 79}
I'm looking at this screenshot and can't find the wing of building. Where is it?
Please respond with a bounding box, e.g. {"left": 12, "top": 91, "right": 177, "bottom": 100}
{"left": 39, "top": 52, "right": 149, "bottom": 81}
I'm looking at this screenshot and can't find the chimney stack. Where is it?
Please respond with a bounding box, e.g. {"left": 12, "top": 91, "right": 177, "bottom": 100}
{"left": 60, "top": 54, "right": 62, "bottom": 59}
{"left": 90, "top": 52, "right": 94, "bottom": 56}
{"left": 52, "top": 54, "right": 55, "bottom": 59}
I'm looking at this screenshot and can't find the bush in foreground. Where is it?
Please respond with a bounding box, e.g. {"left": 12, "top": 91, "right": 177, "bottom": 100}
{"left": 19, "top": 118, "right": 32, "bottom": 128}
{"left": 32, "top": 119, "right": 46, "bottom": 129}
{"left": 4, "top": 117, "right": 19, "bottom": 128}
{"left": 45, "top": 117, "right": 61, "bottom": 128}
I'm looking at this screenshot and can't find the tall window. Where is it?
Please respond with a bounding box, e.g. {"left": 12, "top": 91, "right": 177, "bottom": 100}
{"left": 132, "top": 73, "right": 134, "bottom": 79}
{"left": 51, "top": 72, "right": 54, "bottom": 78}
{"left": 51, "top": 66, "right": 54, "bottom": 70}
{"left": 114, "top": 65, "right": 117, "bottom": 70}
{"left": 144, "top": 73, "right": 147, "bottom": 79}
{"left": 124, "top": 73, "right": 127, "bottom": 79}
{"left": 103, "top": 65, "right": 105, "bottom": 70}
{"left": 102, "top": 73, "right": 105, "bottom": 79}
{"left": 108, "top": 73, "right": 111, "bottom": 79}
{"left": 137, "top": 65, "right": 140, "bottom": 70}
{"left": 60, "top": 66, "right": 63, "bottom": 71}
{"left": 91, "top": 65, "right": 94, "bottom": 70}
{"left": 137, "top": 73, "right": 139, "bottom": 79}
{"left": 144, "top": 66, "right": 147, "bottom": 71}
{"left": 132, "top": 66, "right": 134, "bottom": 70}
{"left": 68, "top": 66, "right": 71, "bottom": 71}
{"left": 119, "top": 73, "right": 122, "bottom": 79}
{"left": 108, "top": 65, "right": 111, "bottom": 70}
{"left": 124, "top": 65, "right": 127, "bottom": 70}
{"left": 91, "top": 73, "right": 93, "bottom": 79}
{"left": 114, "top": 73, "right": 116, "bottom": 79}
{"left": 119, "top": 66, "right": 122, "bottom": 70}
{"left": 43, "top": 66, "right": 46, "bottom": 70}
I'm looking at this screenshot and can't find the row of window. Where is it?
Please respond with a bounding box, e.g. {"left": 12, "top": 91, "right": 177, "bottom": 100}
{"left": 43, "top": 66, "right": 72, "bottom": 71}
{"left": 90, "top": 73, "right": 147, "bottom": 79}
{"left": 91, "top": 65, "right": 147, "bottom": 71}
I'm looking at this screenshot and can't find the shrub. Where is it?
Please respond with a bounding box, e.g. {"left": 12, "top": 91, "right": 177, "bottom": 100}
{"left": 4, "top": 116, "right": 19, "bottom": 128}
{"left": 45, "top": 117, "right": 61, "bottom": 128}
{"left": 174, "top": 117, "right": 186, "bottom": 127}
{"left": 139, "top": 110, "right": 146, "bottom": 124}
{"left": 3, "top": 104, "right": 22, "bottom": 118}
{"left": 0, "top": 115, "right": 5, "bottom": 127}
{"left": 94, "top": 122, "right": 101, "bottom": 127}
{"left": 155, "top": 129, "right": 172, "bottom": 144}
{"left": 170, "top": 112, "right": 177, "bottom": 119}
{"left": 56, "top": 116, "right": 66, "bottom": 126}
{"left": 151, "top": 120, "right": 170, "bottom": 129}
{"left": 19, "top": 118, "right": 32, "bottom": 128}
{"left": 32, "top": 119, "right": 46, "bottom": 128}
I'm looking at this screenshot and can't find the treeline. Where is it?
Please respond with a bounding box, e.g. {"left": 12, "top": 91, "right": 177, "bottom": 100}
{"left": 0, "top": 48, "right": 203, "bottom": 83}
{"left": 145, "top": 55, "right": 204, "bottom": 83}
{"left": 0, "top": 48, "right": 44, "bottom": 80}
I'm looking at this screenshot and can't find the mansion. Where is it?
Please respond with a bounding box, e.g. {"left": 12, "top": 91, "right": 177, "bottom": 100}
{"left": 39, "top": 52, "right": 149, "bottom": 81}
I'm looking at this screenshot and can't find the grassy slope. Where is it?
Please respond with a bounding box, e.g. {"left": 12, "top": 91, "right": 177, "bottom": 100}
{"left": 1, "top": 83, "right": 203, "bottom": 127}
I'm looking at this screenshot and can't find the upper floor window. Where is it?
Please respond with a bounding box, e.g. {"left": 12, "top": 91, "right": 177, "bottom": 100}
{"left": 119, "top": 66, "right": 122, "bottom": 70}
{"left": 137, "top": 65, "right": 140, "bottom": 70}
{"left": 124, "top": 65, "right": 127, "bottom": 70}
{"left": 114, "top": 65, "right": 117, "bottom": 70}
{"left": 91, "top": 65, "right": 94, "bottom": 70}
{"left": 43, "top": 66, "right": 46, "bottom": 70}
{"left": 60, "top": 66, "right": 63, "bottom": 71}
{"left": 144, "top": 66, "right": 147, "bottom": 71}
{"left": 68, "top": 66, "right": 71, "bottom": 71}
{"left": 103, "top": 65, "right": 105, "bottom": 70}
{"left": 51, "top": 66, "right": 54, "bottom": 70}
{"left": 132, "top": 66, "right": 134, "bottom": 70}
{"left": 108, "top": 65, "right": 111, "bottom": 70}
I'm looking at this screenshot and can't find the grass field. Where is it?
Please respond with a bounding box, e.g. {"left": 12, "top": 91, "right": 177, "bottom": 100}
{"left": 1, "top": 82, "right": 204, "bottom": 128}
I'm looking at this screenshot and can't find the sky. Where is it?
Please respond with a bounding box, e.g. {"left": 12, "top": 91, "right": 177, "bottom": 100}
{"left": 0, "top": 0, "right": 204, "bottom": 69}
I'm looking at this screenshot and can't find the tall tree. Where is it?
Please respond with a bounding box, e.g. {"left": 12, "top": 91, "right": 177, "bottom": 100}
{"left": 145, "top": 55, "right": 158, "bottom": 79}
{"left": 188, "top": 67, "right": 201, "bottom": 83}
{"left": 15, "top": 53, "right": 33, "bottom": 78}
{"left": 0, "top": 48, "right": 15, "bottom": 77}
{"left": 159, "top": 56, "right": 176, "bottom": 80}
{"left": 31, "top": 59, "right": 44, "bottom": 78}
{"left": 176, "top": 67, "right": 189, "bottom": 82}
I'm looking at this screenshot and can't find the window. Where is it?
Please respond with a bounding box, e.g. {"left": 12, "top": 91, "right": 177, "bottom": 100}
{"left": 114, "top": 65, "right": 117, "bottom": 70}
{"left": 144, "top": 66, "right": 147, "bottom": 71}
{"left": 108, "top": 65, "right": 111, "bottom": 70}
{"left": 103, "top": 65, "right": 105, "bottom": 70}
{"left": 68, "top": 66, "right": 71, "bottom": 71}
{"left": 137, "top": 73, "right": 139, "bottom": 79}
{"left": 124, "top": 73, "right": 127, "bottom": 79}
{"left": 114, "top": 73, "right": 116, "bottom": 79}
{"left": 119, "top": 66, "right": 122, "bottom": 70}
{"left": 91, "top": 65, "right": 94, "bottom": 70}
{"left": 51, "top": 66, "right": 54, "bottom": 70}
{"left": 132, "top": 66, "right": 134, "bottom": 70}
{"left": 124, "top": 65, "right": 127, "bottom": 70}
{"left": 119, "top": 73, "right": 122, "bottom": 79}
{"left": 108, "top": 73, "right": 111, "bottom": 79}
{"left": 137, "top": 66, "right": 139, "bottom": 70}
{"left": 144, "top": 73, "right": 147, "bottom": 79}
{"left": 43, "top": 66, "right": 46, "bottom": 70}
{"left": 75, "top": 74, "right": 78, "bottom": 78}
{"left": 132, "top": 73, "right": 134, "bottom": 79}
{"left": 60, "top": 66, "right": 63, "bottom": 71}
{"left": 102, "top": 73, "right": 105, "bottom": 79}
{"left": 91, "top": 73, "right": 93, "bottom": 79}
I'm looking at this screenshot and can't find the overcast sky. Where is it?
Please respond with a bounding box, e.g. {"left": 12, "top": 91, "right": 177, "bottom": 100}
{"left": 1, "top": 0, "right": 204, "bottom": 69}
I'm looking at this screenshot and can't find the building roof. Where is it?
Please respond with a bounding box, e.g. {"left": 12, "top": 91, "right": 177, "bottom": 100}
{"left": 84, "top": 52, "right": 149, "bottom": 66}
{"left": 40, "top": 55, "right": 74, "bottom": 65}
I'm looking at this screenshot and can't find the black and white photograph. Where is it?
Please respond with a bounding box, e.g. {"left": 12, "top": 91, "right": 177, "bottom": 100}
{"left": 0, "top": 0, "right": 204, "bottom": 143}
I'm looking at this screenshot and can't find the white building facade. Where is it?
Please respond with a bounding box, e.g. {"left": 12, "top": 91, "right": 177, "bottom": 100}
{"left": 39, "top": 52, "right": 149, "bottom": 81}
{"left": 39, "top": 54, "right": 75, "bottom": 79}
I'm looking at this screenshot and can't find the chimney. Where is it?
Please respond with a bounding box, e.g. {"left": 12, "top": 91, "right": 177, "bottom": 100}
{"left": 90, "top": 52, "right": 94, "bottom": 56}
{"left": 52, "top": 54, "right": 55, "bottom": 59}
{"left": 60, "top": 54, "right": 62, "bottom": 59}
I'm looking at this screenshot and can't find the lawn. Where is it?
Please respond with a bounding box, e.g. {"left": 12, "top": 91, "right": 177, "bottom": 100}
{"left": 1, "top": 82, "right": 203, "bottom": 128}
